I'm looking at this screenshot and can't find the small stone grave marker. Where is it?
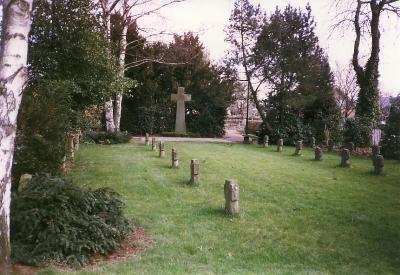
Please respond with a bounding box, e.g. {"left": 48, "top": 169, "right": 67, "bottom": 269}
{"left": 277, "top": 139, "right": 283, "bottom": 152}
{"left": 159, "top": 142, "right": 165, "bottom": 158}
{"left": 171, "top": 148, "right": 179, "bottom": 168}
{"left": 190, "top": 159, "right": 200, "bottom": 184}
{"left": 224, "top": 179, "right": 239, "bottom": 215}
{"left": 294, "top": 140, "right": 303, "bottom": 156}
{"left": 315, "top": 146, "right": 322, "bottom": 161}
{"left": 152, "top": 138, "right": 156, "bottom": 151}
{"left": 340, "top": 148, "right": 350, "bottom": 167}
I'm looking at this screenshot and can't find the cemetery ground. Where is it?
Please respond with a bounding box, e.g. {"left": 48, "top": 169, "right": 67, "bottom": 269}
{"left": 39, "top": 142, "right": 400, "bottom": 274}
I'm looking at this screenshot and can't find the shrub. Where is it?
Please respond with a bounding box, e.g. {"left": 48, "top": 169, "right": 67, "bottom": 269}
{"left": 11, "top": 174, "right": 131, "bottom": 267}
{"left": 343, "top": 117, "right": 373, "bottom": 148}
{"left": 381, "top": 96, "right": 400, "bottom": 159}
{"left": 85, "top": 131, "right": 130, "bottom": 144}
{"left": 12, "top": 80, "right": 72, "bottom": 182}
{"left": 381, "top": 135, "right": 400, "bottom": 160}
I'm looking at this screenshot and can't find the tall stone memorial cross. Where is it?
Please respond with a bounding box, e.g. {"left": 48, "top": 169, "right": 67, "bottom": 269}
{"left": 171, "top": 87, "right": 191, "bottom": 132}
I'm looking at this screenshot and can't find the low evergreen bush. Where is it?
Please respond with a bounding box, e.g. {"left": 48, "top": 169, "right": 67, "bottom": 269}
{"left": 381, "top": 96, "right": 400, "bottom": 160}
{"left": 11, "top": 174, "right": 131, "bottom": 267}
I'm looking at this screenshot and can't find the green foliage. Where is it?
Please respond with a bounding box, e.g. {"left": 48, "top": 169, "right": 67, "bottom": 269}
{"left": 14, "top": 0, "right": 122, "bottom": 176}
{"left": 255, "top": 4, "right": 341, "bottom": 144}
{"left": 29, "top": 0, "right": 119, "bottom": 107}
{"left": 343, "top": 117, "right": 373, "bottom": 148}
{"left": 13, "top": 81, "right": 72, "bottom": 180}
{"left": 11, "top": 174, "right": 131, "bottom": 267}
{"left": 85, "top": 131, "right": 130, "bottom": 144}
{"left": 121, "top": 32, "right": 234, "bottom": 136}
{"left": 381, "top": 96, "right": 400, "bottom": 159}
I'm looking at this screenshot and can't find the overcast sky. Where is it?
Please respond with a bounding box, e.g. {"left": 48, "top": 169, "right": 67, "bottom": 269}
{"left": 139, "top": 0, "right": 400, "bottom": 95}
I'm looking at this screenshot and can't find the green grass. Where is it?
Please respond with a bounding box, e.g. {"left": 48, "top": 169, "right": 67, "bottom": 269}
{"left": 40, "top": 142, "right": 400, "bottom": 274}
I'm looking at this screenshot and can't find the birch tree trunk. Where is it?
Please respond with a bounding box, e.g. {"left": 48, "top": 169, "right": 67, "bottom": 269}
{"left": 103, "top": 1, "right": 116, "bottom": 132}
{"left": 113, "top": 19, "right": 128, "bottom": 132}
{"left": 0, "top": 0, "right": 33, "bottom": 271}
{"left": 105, "top": 98, "right": 116, "bottom": 132}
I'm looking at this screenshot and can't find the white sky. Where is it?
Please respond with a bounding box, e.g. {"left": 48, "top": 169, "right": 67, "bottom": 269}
{"left": 139, "top": 0, "right": 400, "bottom": 95}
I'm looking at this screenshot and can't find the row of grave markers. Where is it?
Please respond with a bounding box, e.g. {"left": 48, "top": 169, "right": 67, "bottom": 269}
{"left": 262, "top": 135, "right": 384, "bottom": 175}
{"left": 144, "top": 133, "right": 240, "bottom": 215}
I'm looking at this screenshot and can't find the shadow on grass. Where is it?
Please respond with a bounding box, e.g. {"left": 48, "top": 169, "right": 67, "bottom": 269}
{"left": 197, "top": 206, "right": 229, "bottom": 218}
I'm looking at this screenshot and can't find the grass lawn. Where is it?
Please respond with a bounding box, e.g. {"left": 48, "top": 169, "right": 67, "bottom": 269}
{"left": 40, "top": 142, "right": 400, "bottom": 274}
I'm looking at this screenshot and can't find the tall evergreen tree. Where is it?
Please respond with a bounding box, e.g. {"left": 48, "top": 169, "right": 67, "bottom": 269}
{"left": 254, "top": 4, "right": 341, "bottom": 143}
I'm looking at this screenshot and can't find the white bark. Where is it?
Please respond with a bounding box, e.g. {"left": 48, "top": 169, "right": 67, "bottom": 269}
{"left": 114, "top": 16, "right": 128, "bottom": 132}
{"left": 105, "top": 98, "right": 116, "bottom": 132}
{"left": 0, "top": 0, "right": 33, "bottom": 270}
{"left": 103, "top": 0, "right": 117, "bottom": 132}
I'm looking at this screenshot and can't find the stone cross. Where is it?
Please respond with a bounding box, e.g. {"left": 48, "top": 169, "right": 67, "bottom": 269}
{"left": 190, "top": 159, "right": 200, "bottom": 184}
{"left": 315, "top": 146, "right": 323, "bottom": 161}
{"left": 152, "top": 138, "right": 156, "bottom": 151}
{"left": 224, "top": 179, "right": 240, "bottom": 215}
{"left": 171, "top": 148, "right": 179, "bottom": 168}
{"left": 277, "top": 139, "right": 283, "bottom": 152}
{"left": 340, "top": 148, "right": 350, "bottom": 167}
{"left": 159, "top": 142, "right": 165, "bottom": 158}
{"left": 171, "top": 87, "right": 191, "bottom": 132}
{"left": 294, "top": 140, "right": 303, "bottom": 156}
{"left": 145, "top": 133, "right": 150, "bottom": 146}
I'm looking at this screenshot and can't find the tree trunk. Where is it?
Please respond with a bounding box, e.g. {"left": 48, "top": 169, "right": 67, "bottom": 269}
{"left": 353, "top": 0, "right": 382, "bottom": 124}
{"left": 0, "top": 0, "right": 33, "bottom": 271}
{"left": 103, "top": 1, "right": 116, "bottom": 132}
{"left": 105, "top": 98, "right": 116, "bottom": 132}
{"left": 113, "top": 19, "right": 128, "bottom": 132}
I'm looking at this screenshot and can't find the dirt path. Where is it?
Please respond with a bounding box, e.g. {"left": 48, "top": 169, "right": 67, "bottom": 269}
{"left": 132, "top": 129, "right": 244, "bottom": 143}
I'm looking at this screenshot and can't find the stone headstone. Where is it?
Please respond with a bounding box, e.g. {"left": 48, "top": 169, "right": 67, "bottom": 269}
{"left": 340, "top": 148, "right": 350, "bottom": 167}
{"left": 224, "top": 179, "right": 239, "bottom": 215}
{"left": 277, "top": 139, "right": 283, "bottom": 152}
{"left": 171, "top": 87, "right": 191, "bottom": 132}
{"left": 294, "top": 140, "right": 303, "bottom": 156}
{"left": 263, "top": 135, "right": 269, "bottom": 148}
{"left": 159, "top": 142, "right": 165, "bottom": 158}
{"left": 145, "top": 133, "right": 150, "bottom": 146}
{"left": 190, "top": 159, "right": 200, "bottom": 184}
{"left": 371, "top": 128, "right": 382, "bottom": 146}
{"left": 171, "top": 148, "right": 179, "bottom": 168}
{"left": 18, "top": 174, "right": 32, "bottom": 192}
{"left": 152, "top": 138, "right": 156, "bottom": 151}
{"left": 373, "top": 154, "right": 384, "bottom": 175}
{"left": 315, "top": 146, "right": 323, "bottom": 161}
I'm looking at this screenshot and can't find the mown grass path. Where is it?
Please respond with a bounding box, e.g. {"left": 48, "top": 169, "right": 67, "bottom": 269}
{"left": 43, "top": 142, "right": 400, "bottom": 274}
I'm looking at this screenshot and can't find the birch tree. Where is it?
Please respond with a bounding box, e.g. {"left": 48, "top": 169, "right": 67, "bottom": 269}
{"left": 0, "top": 0, "right": 33, "bottom": 270}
